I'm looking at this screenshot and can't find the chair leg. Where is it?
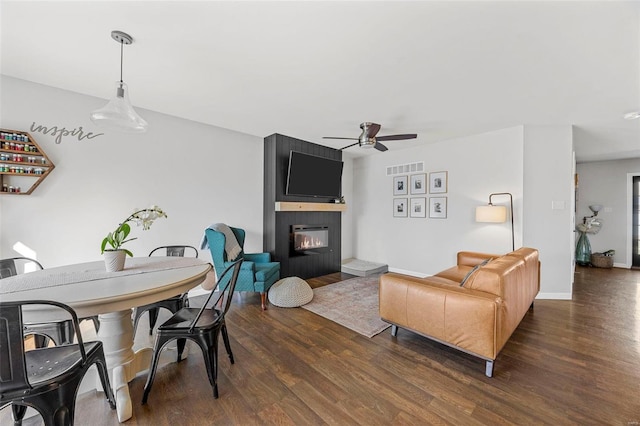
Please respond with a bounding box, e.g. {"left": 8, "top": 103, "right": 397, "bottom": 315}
{"left": 89, "top": 316, "right": 101, "bottom": 333}
{"left": 142, "top": 335, "right": 173, "bottom": 404}
{"left": 33, "top": 334, "right": 49, "bottom": 348}
{"left": 177, "top": 338, "right": 187, "bottom": 362}
{"left": 148, "top": 308, "right": 160, "bottom": 335}
{"left": 12, "top": 404, "right": 27, "bottom": 425}
{"left": 198, "top": 333, "right": 220, "bottom": 399}
{"left": 260, "top": 292, "right": 267, "bottom": 310}
{"left": 94, "top": 356, "right": 116, "bottom": 408}
{"left": 221, "top": 324, "right": 234, "bottom": 364}
{"left": 43, "top": 375, "right": 82, "bottom": 426}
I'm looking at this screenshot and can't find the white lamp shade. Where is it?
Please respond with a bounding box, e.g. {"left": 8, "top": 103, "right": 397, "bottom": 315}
{"left": 90, "top": 81, "right": 148, "bottom": 133}
{"left": 476, "top": 205, "right": 507, "bottom": 223}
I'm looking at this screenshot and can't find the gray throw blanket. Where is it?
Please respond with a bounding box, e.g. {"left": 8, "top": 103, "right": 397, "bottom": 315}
{"left": 200, "top": 223, "right": 242, "bottom": 261}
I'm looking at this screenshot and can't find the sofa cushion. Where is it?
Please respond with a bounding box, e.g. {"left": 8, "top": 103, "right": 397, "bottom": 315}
{"left": 456, "top": 251, "right": 499, "bottom": 267}
{"left": 459, "top": 258, "right": 493, "bottom": 287}
{"left": 434, "top": 265, "right": 473, "bottom": 282}
{"left": 463, "top": 256, "right": 524, "bottom": 296}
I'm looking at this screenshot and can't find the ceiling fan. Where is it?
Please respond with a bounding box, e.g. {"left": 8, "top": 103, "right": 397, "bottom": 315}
{"left": 323, "top": 122, "right": 417, "bottom": 152}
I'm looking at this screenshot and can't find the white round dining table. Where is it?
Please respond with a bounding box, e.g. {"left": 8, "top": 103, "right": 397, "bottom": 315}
{"left": 0, "top": 257, "right": 213, "bottom": 423}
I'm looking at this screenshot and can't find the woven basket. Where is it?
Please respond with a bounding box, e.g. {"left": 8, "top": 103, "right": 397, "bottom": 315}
{"left": 590, "top": 254, "right": 613, "bottom": 269}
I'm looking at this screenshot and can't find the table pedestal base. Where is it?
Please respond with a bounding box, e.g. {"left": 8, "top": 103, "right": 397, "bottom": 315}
{"left": 98, "top": 309, "right": 187, "bottom": 422}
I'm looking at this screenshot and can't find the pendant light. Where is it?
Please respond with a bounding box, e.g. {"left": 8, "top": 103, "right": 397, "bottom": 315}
{"left": 90, "top": 30, "right": 148, "bottom": 133}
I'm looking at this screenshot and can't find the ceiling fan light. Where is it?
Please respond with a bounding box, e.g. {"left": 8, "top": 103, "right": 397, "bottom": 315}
{"left": 90, "top": 81, "right": 148, "bottom": 133}
{"left": 624, "top": 111, "right": 640, "bottom": 120}
{"left": 359, "top": 138, "right": 376, "bottom": 148}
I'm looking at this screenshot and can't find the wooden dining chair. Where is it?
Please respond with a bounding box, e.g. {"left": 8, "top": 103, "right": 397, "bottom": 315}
{"left": 0, "top": 300, "right": 115, "bottom": 425}
{"left": 0, "top": 256, "right": 100, "bottom": 348}
{"left": 142, "top": 259, "right": 242, "bottom": 404}
{"left": 132, "top": 245, "right": 198, "bottom": 337}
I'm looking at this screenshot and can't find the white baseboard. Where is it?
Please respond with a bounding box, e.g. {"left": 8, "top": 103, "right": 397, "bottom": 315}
{"left": 387, "top": 267, "right": 429, "bottom": 278}
{"left": 613, "top": 262, "right": 628, "bottom": 268}
{"left": 536, "top": 292, "right": 572, "bottom": 300}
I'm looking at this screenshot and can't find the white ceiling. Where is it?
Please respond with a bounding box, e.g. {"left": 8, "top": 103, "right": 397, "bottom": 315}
{"left": 1, "top": 1, "right": 639, "bottom": 162}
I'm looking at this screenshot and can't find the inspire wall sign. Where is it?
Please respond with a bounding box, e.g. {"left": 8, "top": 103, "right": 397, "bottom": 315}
{"left": 30, "top": 122, "right": 104, "bottom": 144}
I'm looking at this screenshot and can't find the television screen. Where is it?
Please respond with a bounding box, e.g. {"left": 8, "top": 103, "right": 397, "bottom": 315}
{"left": 286, "top": 151, "right": 343, "bottom": 198}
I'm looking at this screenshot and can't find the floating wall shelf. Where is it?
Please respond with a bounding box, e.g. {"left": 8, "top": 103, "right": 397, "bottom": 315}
{"left": 1, "top": 128, "right": 55, "bottom": 195}
{"left": 275, "top": 202, "right": 347, "bottom": 212}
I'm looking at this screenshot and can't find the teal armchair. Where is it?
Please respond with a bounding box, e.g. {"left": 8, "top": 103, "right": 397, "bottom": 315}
{"left": 205, "top": 227, "right": 280, "bottom": 310}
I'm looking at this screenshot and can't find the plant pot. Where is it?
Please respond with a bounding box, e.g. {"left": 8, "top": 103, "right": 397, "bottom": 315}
{"left": 104, "top": 249, "right": 126, "bottom": 272}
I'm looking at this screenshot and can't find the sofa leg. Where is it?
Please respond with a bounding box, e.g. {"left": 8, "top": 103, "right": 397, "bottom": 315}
{"left": 530, "top": 301, "right": 534, "bottom": 310}
{"left": 391, "top": 325, "right": 398, "bottom": 337}
{"left": 485, "top": 360, "right": 494, "bottom": 377}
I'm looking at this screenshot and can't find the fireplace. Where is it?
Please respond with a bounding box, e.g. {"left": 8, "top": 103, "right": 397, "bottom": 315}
{"left": 290, "top": 225, "right": 330, "bottom": 256}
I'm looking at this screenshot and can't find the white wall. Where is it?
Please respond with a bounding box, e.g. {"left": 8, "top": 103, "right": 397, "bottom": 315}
{"left": 1, "top": 77, "right": 575, "bottom": 298}
{"left": 349, "top": 124, "right": 575, "bottom": 299}
{"left": 576, "top": 157, "right": 640, "bottom": 267}
{"left": 340, "top": 152, "right": 355, "bottom": 259}
{"left": 0, "top": 76, "right": 264, "bottom": 267}
{"left": 523, "top": 125, "right": 574, "bottom": 299}
{"left": 350, "top": 127, "right": 524, "bottom": 276}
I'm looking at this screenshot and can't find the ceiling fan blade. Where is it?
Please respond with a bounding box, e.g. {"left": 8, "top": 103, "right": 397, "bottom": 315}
{"left": 323, "top": 136, "right": 359, "bottom": 140}
{"left": 376, "top": 133, "right": 418, "bottom": 142}
{"left": 374, "top": 142, "right": 388, "bottom": 152}
{"left": 367, "top": 123, "right": 381, "bottom": 138}
{"left": 339, "top": 142, "right": 360, "bottom": 150}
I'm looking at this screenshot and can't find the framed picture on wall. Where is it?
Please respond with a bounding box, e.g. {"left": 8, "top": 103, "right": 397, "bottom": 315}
{"left": 410, "top": 173, "right": 426, "bottom": 194}
{"left": 393, "top": 198, "right": 408, "bottom": 217}
{"left": 410, "top": 198, "right": 426, "bottom": 218}
{"left": 429, "top": 196, "right": 447, "bottom": 218}
{"left": 429, "top": 171, "right": 448, "bottom": 193}
{"left": 394, "top": 176, "right": 408, "bottom": 195}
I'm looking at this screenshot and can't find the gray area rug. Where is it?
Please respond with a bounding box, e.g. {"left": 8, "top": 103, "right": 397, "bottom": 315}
{"left": 301, "top": 274, "right": 390, "bottom": 338}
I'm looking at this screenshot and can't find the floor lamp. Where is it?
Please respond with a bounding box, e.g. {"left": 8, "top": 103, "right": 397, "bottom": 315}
{"left": 475, "top": 192, "right": 515, "bottom": 252}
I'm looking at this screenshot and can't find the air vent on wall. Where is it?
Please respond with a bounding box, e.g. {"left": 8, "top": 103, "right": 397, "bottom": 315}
{"left": 385, "top": 161, "right": 424, "bottom": 176}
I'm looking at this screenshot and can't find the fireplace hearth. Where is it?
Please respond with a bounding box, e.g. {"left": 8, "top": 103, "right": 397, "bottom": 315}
{"left": 291, "top": 225, "right": 330, "bottom": 256}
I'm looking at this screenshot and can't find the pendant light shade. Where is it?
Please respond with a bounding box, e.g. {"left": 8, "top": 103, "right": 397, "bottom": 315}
{"left": 90, "top": 81, "right": 147, "bottom": 132}
{"left": 90, "top": 31, "right": 148, "bottom": 133}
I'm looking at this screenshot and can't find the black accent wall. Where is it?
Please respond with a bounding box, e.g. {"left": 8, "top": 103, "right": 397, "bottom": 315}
{"left": 263, "top": 133, "right": 342, "bottom": 278}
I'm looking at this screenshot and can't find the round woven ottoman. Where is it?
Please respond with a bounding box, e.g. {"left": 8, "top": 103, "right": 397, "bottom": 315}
{"left": 268, "top": 276, "right": 313, "bottom": 308}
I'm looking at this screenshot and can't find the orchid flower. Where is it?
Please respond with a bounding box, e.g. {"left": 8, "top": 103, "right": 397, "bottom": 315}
{"left": 101, "top": 205, "right": 167, "bottom": 256}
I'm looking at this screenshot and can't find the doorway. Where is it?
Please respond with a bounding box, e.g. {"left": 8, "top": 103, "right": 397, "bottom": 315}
{"left": 633, "top": 175, "right": 640, "bottom": 268}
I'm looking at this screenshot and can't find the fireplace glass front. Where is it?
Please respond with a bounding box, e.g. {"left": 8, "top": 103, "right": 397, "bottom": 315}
{"left": 291, "top": 225, "right": 329, "bottom": 255}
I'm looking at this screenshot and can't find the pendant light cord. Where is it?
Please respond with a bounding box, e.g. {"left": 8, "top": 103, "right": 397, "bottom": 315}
{"left": 119, "top": 39, "right": 124, "bottom": 84}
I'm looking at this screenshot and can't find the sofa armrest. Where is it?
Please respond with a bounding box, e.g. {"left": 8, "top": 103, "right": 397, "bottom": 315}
{"left": 457, "top": 251, "right": 501, "bottom": 267}
{"left": 244, "top": 252, "right": 271, "bottom": 263}
{"left": 379, "top": 273, "right": 500, "bottom": 359}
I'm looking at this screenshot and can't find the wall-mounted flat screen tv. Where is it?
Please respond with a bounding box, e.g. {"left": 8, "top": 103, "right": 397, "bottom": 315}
{"left": 286, "top": 151, "right": 343, "bottom": 198}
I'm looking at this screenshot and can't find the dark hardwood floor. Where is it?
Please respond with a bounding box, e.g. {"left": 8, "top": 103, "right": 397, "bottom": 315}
{"left": 4, "top": 267, "right": 640, "bottom": 425}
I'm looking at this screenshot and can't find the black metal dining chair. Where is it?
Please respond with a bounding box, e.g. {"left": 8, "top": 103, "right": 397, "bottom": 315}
{"left": 0, "top": 300, "right": 116, "bottom": 426}
{"left": 0, "top": 257, "right": 100, "bottom": 348}
{"left": 142, "top": 259, "right": 242, "bottom": 404}
{"left": 132, "top": 245, "right": 199, "bottom": 338}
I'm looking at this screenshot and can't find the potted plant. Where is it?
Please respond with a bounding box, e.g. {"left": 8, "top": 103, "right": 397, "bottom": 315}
{"left": 101, "top": 205, "right": 167, "bottom": 272}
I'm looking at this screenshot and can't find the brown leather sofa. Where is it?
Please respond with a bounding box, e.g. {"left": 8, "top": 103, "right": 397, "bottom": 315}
{"left": 379, "top": 247, "right": 539, "bottom": 377}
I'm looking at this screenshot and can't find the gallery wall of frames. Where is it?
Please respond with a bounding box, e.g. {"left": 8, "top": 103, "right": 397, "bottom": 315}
{"left": 393, "top": 171, "right": 448, "bottom": 219}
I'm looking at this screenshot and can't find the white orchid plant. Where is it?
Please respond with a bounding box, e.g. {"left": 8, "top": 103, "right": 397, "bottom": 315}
{"left": 100, "top": 205, "right": 167, "bottom": 257}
